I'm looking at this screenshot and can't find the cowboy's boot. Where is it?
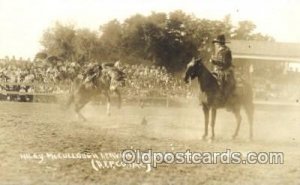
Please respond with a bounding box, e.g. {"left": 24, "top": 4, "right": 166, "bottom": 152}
{"left": 219, "top": 80, "right": 227, "bottom": 104}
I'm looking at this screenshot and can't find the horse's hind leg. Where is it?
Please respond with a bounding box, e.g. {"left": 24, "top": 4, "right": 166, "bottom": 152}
{"left": 232, "top": 109, "right": 242, "bottom": 139}
{"left": 245, "top": 103, "right": 254, "bottom": 140}
{"left": 104, "top": 92, "right": 111, "bottom": 116}
{"left": 75, "top": 101, "right": 88, "bottom": 122}
{"left": 202, "top": 104, "right": 209, "bottom": 140}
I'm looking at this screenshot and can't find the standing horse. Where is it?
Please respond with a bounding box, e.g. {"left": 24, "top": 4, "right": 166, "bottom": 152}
{"left": 66, "top": 67, "right": 125, "bottom": 121}
{"left": 184, "top": 58, "right": 254, "bottom": 140}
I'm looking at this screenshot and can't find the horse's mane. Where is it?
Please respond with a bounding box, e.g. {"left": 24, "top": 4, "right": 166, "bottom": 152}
{"left": 198, "top": 62, "right": 219, "bottom": 93}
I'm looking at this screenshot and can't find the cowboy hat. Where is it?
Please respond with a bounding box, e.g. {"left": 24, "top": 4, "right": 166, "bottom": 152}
{"left": 212, "top": 34, "right": 230, "bottom": 44}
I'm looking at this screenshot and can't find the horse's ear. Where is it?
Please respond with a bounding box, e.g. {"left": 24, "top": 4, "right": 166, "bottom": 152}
{"left": 194, "top": 57, "right": 202, "bottom": 64}
{"left": 187, "top": 58, "right": 195, "bottom": 68}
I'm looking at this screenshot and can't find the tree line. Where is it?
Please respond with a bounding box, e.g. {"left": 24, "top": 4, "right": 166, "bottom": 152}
{"left": 38, "top": 10, "right": 274, "bottom": 72}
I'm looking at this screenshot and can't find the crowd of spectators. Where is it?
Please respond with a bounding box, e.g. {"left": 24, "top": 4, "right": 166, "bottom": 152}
{"left": 0, "top": 58, "right": 80, "bottom": 96}
{"left": 0, "top": 57, "right": 193, "bottom": 102}
{"left": 122, "top": 64, "right": 192, "bottom": 98}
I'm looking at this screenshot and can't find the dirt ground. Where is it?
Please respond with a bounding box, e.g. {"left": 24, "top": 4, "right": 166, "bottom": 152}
{"left": 0, "top": 101, "right": 299, "bottom": 185}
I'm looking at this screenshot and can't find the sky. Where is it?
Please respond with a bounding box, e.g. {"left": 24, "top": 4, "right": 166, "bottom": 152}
{"left": 0, "top": 0, "right": 300, "bottom": 59}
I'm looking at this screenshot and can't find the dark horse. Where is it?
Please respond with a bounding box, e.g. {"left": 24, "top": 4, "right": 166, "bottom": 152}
{"left": 184, "top": 58, "right": 254, "bottom": 140}
{"left": 66, "top": 67, "right": 125, "bottom": 121}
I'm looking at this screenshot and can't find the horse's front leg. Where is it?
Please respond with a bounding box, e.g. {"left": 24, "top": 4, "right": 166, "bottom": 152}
{"left": 114, "top": 89, "right": 122, "bottom": 109}
{"left": 210, "top": 107, "right": 217, "bottom": 140}
{"left": 202, "top": 104, "right": 209, "bottom": 140}
{"left": 104, "top": 91, "right": 111, "bottom": 116}
{"left": 245, "top": 103, "right": 254, "bottom": 140}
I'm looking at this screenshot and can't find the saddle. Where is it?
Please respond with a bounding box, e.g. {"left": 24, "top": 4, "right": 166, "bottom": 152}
{"left": 211, "top": 69, "right": 239, "bottom": 108}
{"left": 216, "top": 71, "right": 249, "bottom": 111}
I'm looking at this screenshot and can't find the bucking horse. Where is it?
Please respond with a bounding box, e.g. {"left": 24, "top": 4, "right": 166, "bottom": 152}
{"left": 66, "top": 65, "right": 126, "bottom": 121}
{"left": 184, "top": 58, "right": 254, "bottom": 140}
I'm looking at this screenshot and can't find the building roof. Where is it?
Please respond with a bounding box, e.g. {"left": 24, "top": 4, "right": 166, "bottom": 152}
{"left": 228, "top": 40, "right": 300, "bottom": 62}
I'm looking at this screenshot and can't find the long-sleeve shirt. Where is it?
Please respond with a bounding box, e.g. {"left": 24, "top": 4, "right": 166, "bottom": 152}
{"left": 211, "top": 45, "right": 232, "bottom": 71}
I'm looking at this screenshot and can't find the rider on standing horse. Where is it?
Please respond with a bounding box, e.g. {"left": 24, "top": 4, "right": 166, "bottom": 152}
{"left": 210, "top": 34, "right": 236, "bottom": 102}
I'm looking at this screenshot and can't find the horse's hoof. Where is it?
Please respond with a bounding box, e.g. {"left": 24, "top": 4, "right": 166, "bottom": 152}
{"left": 79, "top": 118, "right": 87, "bottom": 122}
{"left": 141, "top": 118, "right": 147, "bottom": 125}
{"left": 246, "top": 138, "right": 253, "bottom": 142}
{"left": 249, "top": 135, "right": 253, "bottom": 141}
{"left": 80, "top": 117, "right": 87, "bottom": 122}
{"left": 76, "top": 114, "right": 86, "bottom": 122}
{"left": 60, "top": 105, "right": 66, "bottom": 110}
{"left": 210, "top": 136, "right": 215, "bottom": 141}
{"left": 232, "top": 135, "right": 237, "bottom": 140}
{"left": 202, "top": 135, "right": 207, "bottom": 140}
{"left": 208, "top": 138, "right": 215, "bottom": 143}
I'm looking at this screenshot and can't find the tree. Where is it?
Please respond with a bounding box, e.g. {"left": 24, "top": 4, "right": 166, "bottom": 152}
{"left": 40, "top": 22, "right": 76, "bottom": 61}
{"left": 232, "top": 21, "right": 257, "bottom": 40}
{"left": 120, "top": 14, "right": 150, "bottom": 63}
{"left": 223, "top": 14, "right": 233, "bottom": 39}
{"left": 40, "top": 22, "right": 104, "bottom": 65}
{"left": 39, "top": 11, "right": 274, "bottom": 72}
{"left": 73, "top": 29, "right": 100, "bottom": 62}
{"left": 99, "top": 19, "right": 123, "bottom": 60}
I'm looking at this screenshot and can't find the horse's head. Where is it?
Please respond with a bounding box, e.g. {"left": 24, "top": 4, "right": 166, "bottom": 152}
{"left": 115, "top": 70, "right": 126, "bottom": 87}
{"left": 183, "top": 57, "right": 203, "bottom": 83}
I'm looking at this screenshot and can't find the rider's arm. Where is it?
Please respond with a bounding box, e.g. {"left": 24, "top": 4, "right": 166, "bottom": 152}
{"left": 211, "top": 58, "right": 222, "bottom": 66}
{"left": 211, "top": 48, "right": 232, "bottom": 68}
{"left": 223, "top": 49, "right": 232, "bottom": 69}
